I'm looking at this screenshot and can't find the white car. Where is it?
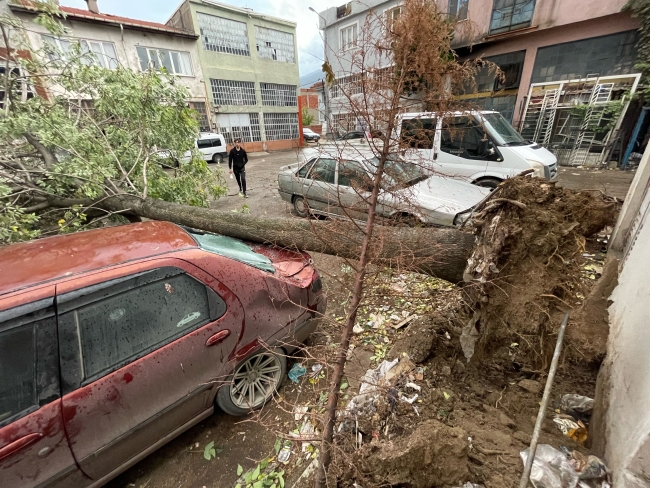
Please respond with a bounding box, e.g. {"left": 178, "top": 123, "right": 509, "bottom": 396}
{"left": 278, "top": 147, "right": 490, "bottom": 227}
{"left": 186, "top": 132, "right": 227, "bottom": 164}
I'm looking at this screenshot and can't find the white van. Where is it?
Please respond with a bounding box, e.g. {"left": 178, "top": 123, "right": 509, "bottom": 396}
{"left": 186, "top": 132, "right": 227, "bottom": 164}
{"left": 396, "top": 111, "right": 558, "bottom": 188}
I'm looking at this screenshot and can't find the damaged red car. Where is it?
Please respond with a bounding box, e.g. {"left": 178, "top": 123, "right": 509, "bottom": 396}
{"left": 0, "top": 221, "right": 325, "bottom": 487}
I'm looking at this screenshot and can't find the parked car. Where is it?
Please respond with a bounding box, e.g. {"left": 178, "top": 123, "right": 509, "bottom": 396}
{"left": 302, "top": 127, "right": 321, "bottom": 142}
{"left": 0, "top": 222, "right": 325, "bottom": 488}
{"left": 187, "top": 132, "right": 227, "bottom": 164}
{"left": 396, "top": 111, "right": 558, "bottom": 188}
{"left": 334, "top": 130, "right": 366, "bottom": 141}
{"left": 278, "top": 148, "right": 490, "bottom": 227}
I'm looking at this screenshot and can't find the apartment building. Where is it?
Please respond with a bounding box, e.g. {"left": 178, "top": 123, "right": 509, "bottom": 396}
{"left": 167, "top": 0, "right": 301, "bottom": 151}
{"left": 7, "top": 0, "right": 212, "bottom": 130}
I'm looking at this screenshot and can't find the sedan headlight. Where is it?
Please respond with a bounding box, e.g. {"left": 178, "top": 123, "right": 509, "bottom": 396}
{"left": 453, "top": 209, "right": 473, "bottom": 227}
{"left": 527, "top": 160, "right": 546, "bottom": 179}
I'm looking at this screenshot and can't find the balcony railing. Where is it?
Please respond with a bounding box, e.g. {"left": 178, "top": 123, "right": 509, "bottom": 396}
{"left": 489, "top": 0, "right": 536, "bottom": 35}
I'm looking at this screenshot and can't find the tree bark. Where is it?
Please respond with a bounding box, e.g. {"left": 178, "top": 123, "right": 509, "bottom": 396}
{"left": 95, "top": 194, "right": 474, "bottom": 283}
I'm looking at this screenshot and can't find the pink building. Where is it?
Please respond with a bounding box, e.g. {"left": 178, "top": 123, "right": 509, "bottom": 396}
{"left": 442, "top": 0, "right": 640, "bottom": 127}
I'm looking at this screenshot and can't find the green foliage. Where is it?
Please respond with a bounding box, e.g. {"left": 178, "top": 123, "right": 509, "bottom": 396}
{"left": 301, "top": 107, "right": 315, "bottom": 126}
{"left": 203, "top": 441, "right": 222, "bottom": 460}
{"left": 625, "top": 0, "right": 650, "bottom": 100}
{"left": 570, "top": 98, "right": 626, "bottom": 133}
{"left": 0, "top": 5, "right": 227, "bottom": 244}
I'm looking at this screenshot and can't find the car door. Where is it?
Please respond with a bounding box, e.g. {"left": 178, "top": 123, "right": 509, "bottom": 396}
{"left": 302, "top": 158, "right": 338, "bottom": 215}
{"left": 335, "top": 159, "right": 373, "bottom": 221}
{"left": 0, "top": 287, "right": 85, "bottom": 488}
{"left": 438, "top": 115, "right": 491, "bottom": 180}
{"left": 56, "top": 258, "right": 242, "bottom": 482}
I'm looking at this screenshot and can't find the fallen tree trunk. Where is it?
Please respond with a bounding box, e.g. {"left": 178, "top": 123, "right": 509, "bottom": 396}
{"left": 96, "top": 194, "right": 475, "bottom": 283}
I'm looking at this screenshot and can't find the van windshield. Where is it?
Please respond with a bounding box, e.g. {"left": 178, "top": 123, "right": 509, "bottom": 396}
{"left": 482, "top": 112, "right": 527, "bottom": 146}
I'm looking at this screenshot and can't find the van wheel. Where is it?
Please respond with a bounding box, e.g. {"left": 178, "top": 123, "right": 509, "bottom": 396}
{"left": 293, "top": 196, "right": 310, "bottom": 218}
{"left": 475, "top": 177, "right": 502, "bottom": 189}
{"left": 216, "top": 350, "right": 286, "bottom": 416}
{"left": 212, "top": 153, "right": 223, "bottom": 164}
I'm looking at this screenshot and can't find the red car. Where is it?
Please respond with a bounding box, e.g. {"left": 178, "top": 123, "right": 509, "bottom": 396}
{"left": 0, "top": 222, "right": 325, "bottom": 487}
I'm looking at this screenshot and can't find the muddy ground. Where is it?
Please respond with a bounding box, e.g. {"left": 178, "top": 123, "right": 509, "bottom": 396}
{"left": 107, "top": 155, "right": 632, "bottom": 488}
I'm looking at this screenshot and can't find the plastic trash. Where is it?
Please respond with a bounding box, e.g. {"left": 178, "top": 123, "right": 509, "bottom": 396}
{"left": 310, "top": 364, "right": 323, "bottom": 377}
{"left": 560, "top": 394, "right": 594, "bottom": 422}
{"left": 575, "top": 454, "right": 608, "bottom": 480}
{"left": 288, "top": 363, "right": 307, "bottom": 383}
{"left": 277, "top": 442, "right": 292, "bottom": 463}
{"left": 520, "top": 444, "right": 579, "bottom": 488}
{"left": 553, "top": 416, "right": 588, "bottom": 445}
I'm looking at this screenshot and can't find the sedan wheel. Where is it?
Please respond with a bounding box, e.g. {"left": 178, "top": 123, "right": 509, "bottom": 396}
{"left": 293, "top": 196, "right": 310, "bottom": 218}
{"left": 212, "top": 153, "right": 224, "bottom": 164}
{"left": 216, "top": 351, "right": 286, "bottom": 416}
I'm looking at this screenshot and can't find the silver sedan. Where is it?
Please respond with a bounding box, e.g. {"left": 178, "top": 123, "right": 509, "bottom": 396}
{"left": 278, "top": 148, "right": 490, "bottom": 227}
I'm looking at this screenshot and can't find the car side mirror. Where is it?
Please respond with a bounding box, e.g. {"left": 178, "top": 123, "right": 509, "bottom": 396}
{"left": 479, "top": 139, "right": 495, "bottom": 158}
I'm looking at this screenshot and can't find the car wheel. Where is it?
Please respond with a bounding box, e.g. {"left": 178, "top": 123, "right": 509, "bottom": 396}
{"left": 212, "top": 153, "right": 224, "bottom": 164}
{"left": 216, "top": 350, "right": 287, "bottom": 416}
{"left": 293, "top": 196, "right": 310, "bottom": 218}
{"left": 474, "top": 177, "right": 502, "bottom": 189}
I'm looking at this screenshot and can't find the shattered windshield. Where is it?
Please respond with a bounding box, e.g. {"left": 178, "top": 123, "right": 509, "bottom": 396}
{"left": 185, "top": 229, "right": 275, "bottom": 273}
{"left": 366, "top": 156, "right": 430, "bottom": 189}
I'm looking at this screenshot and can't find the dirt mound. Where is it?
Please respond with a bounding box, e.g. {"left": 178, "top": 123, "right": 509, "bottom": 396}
{"left": 462, "top": 178, "right": 619, "bottom": 367}
{"left": 357, "top": 420, "right": 469, "bottom": 488}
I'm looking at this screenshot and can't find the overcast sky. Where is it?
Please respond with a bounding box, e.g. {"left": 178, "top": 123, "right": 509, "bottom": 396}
{"left": 62, "top": 0, "right": 340, "bottom": 76}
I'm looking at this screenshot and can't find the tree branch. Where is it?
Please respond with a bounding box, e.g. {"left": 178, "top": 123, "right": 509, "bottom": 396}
{"left": 23, "top": 133, "right": 58, "bottom": 168}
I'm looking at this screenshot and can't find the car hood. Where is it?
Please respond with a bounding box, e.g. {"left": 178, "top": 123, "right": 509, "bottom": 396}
{"left": 402, "top": 175, "right": 490, "bottom": 214}
{"left": 503, "top": 144, "right": 557, "bottom": 165}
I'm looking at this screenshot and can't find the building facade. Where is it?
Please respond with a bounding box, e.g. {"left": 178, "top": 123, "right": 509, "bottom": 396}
{"left": 7, "top": 0, "right": 211, "bottom": 130}
{"left": 167, "top": 0, "right": 301, "bottom": 151}
{"left": 445, "top": 0, "right": 640, "bottom": 127}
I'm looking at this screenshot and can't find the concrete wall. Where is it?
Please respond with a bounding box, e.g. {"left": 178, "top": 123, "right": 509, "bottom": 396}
{"left": 592, "top": 146, "right": 650, "bottom": 487}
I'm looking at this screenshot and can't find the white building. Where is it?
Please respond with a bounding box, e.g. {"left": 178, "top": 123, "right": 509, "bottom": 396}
{"left": 8, "top": 0, "right": 212, "bottom": 130}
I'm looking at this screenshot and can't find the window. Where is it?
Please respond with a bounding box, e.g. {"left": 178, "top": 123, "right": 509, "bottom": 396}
{"left": 337, "top": 2, "right": 352, "bottom": 19}
{"left": 260, "top": 83, "right": 297, "bottom": 106}
{"left": 0, "top": 66, "right": 34, "bottom": 109}
{"left": 297, "top": 158, "right": 317, "bottom": 178}
{"left": 263, "top": 113, "right": 299, "bottom": 140}
{"left": 211, "top": 79, "right": 257, "bottom": 106}
{"left": 255, "top": 26, "right": 295, "bottom": 63}
{"left": 136, "top": 46, "right": 192, "bottom": 75}
{"left": 489, "top": 0, "right": 535, "bottom": 34}
{"left": 385, "top": 6, "right": 401, "bottom": 31}
{"left": 0, "top": 300, "right": 58, "bottom": 426}
{"left": 0, "top": 326, "right": 36, "bottom": 424}
{"left": 189, "top": 101, "right": 210, "bottom": 132}
{"left": 441, "top": 116, "right": 486, "bottom": 158}
{"left": 42, "top": 35, "right": 118, "bottom": 69}
{"left": 198, "top": 13, "right": 250, "bottom": 56}
{"left": 332, "top": 113, "right": 359, "bottom": 133}
{"left": 215, "top": 113, "right": 262, "bottom": 143}
{"left": 531, "top": 31, "right": 638, "bottom": 84}
{"left": 308, "top": 158, "right": 336, "bottom": 184}
{"left": 338, "top": 160, "right": 370, "bottom": 189}
{"left": 330, "top": 73, "right": 364, "bottom": 99}
{"left": 340, "top": 23, "right": 358, "bottom": 51}
{"left": 400, "top": 117, "right": 437, "bottom": 149}
{"left": 58, "top": 268, "right": 224, "bottom": 382}
{"left": 197, "top": 138, "right": 221, "bottom": 149}
{"left": 448, "top": 0, "right": 469, "bottom": 20}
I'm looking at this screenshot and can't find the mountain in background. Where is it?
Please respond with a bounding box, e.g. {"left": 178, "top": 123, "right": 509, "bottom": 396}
{"left": 300, "top": 69, "right": 324, "bottom": 89}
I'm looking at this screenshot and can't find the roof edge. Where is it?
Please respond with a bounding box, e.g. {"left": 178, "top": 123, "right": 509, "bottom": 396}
{"left": 10, "top": 2, "right": 199, "bottom": 40}
{"left": 193, "top": 0, "right": 297, "bottom": 28}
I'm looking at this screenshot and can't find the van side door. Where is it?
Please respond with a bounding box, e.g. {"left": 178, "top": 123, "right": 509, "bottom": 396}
{"left": 0, "top": 288, "right": 84, "bottom": 488}
{"left": 197, "top": 137, "right": 220, "bottom": 161}
{"left": 438, "top": 115, "right": 491, "bottom": 181}
{"left": 56, "top": 259, "right": 241, "bottom": 482}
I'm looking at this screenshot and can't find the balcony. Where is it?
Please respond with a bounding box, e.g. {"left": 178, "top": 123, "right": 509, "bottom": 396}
{"left": 489, "top": 0, "right": 536, "bottom": 35}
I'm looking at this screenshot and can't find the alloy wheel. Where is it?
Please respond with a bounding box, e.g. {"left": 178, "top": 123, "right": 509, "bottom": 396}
{"left": 229, "top": 353, "right": 282, "bottom": 409}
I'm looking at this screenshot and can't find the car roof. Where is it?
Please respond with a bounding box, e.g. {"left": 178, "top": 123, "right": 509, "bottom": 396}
{"left": 303, "top": 145, "right": 376, "bottom": 162}
{"left": 0, "top": 221, "right": 197, "bottom": 296}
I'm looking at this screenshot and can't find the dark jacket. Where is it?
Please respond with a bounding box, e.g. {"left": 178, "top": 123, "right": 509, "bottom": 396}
{"left": 228, "top": 147, "right": 248, "bottom": 171}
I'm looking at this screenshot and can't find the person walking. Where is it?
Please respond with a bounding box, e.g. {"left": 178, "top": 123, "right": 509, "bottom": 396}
{"left": 228, "top": 138, "right": 248, "bottom": 197}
